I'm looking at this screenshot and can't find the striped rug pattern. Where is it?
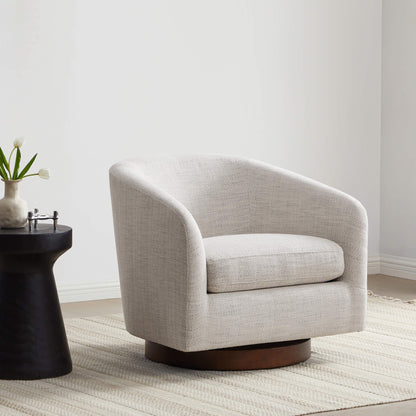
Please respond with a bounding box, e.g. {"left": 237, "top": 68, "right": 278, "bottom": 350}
{"left": 0, "top": 294, "right": 415, "bottom": 416}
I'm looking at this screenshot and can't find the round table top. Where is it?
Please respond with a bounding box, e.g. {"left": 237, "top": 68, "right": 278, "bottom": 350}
{"left": 0, "top": 224, "right": 72, "bottom": 254}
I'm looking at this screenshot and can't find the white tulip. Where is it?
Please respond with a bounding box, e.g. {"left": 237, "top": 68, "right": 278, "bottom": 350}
{"left": 38, "top": 168, "right": 50, "bottom": 179}
{"left": 13, "top": 137, "right": 25, "bottom": 148}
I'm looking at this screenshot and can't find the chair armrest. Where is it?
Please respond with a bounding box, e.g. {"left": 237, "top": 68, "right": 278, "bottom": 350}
{"left": 249, "top": 159, "right": 368, "bottom": 290}
{"left": 109, "top": 161, "right": 207, "bottom": 350}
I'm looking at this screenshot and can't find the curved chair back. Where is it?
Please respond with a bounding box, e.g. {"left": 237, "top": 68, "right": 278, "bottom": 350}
{"left": 130, "top": 155, "right": 252, "bottom": 238}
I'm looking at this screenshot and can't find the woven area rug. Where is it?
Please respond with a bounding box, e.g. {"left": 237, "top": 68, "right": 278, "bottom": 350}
{"left": 0, "top": 294, "right": 415, "bottom": 416}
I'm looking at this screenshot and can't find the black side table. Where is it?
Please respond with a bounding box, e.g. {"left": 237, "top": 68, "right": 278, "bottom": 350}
{"left": 0, "top": 224, "right": 72, "bottom": 379}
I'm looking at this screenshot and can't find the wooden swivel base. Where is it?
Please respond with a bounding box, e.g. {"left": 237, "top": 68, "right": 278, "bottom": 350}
{"left": 145, "top": 339, "right": 311, "bottom": 370}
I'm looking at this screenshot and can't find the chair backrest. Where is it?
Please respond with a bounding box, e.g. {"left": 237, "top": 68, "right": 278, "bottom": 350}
{"left": 132, "top": 155, "right": 252, "bottom": 238}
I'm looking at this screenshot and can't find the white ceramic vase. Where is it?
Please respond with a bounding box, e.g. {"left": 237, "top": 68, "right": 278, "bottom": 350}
{"left": 0, "top": 180, "right": 28, "bottom": 229}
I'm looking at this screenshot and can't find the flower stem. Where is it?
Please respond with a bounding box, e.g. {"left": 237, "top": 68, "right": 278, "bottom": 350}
{"left": 21, "top": 173, "right": 39, "bottom": 178}
{"left": 8, "top": 147, "right": 15, "bottom": 170}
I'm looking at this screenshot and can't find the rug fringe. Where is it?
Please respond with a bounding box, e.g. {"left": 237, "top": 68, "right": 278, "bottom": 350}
{"left": 368, "top": 290, "right": 416, "bottom": 304}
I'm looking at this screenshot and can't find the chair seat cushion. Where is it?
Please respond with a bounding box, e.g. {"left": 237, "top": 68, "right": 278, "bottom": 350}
{"left": 204, "top": 234, "right": 344, "bottom": 293}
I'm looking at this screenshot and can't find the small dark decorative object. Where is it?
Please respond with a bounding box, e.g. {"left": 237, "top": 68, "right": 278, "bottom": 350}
{"left": 28, "top": 208, "right": 59, "bottom": 231}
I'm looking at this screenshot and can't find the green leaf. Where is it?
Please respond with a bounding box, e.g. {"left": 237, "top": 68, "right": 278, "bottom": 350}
{"left": 0, "top": 147, "right": 10, "bottom": 177}
{"left": 0, "top": 163, "right": 7, "bottom": 180}
{"left": 12, "top": 147, "right": 21, "bottom": 180}
{"left": 17, "top": 153, "right": 37, "bottom": 179}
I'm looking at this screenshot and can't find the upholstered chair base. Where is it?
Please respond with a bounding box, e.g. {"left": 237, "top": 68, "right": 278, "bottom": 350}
{"left": 145, "top": 339, "right": 311, "bottom": 370}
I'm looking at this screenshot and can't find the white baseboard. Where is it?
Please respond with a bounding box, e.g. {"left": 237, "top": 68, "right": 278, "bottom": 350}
{"left": 368, "top": 254, "right": 416, "bottom": 280}
{"left": 58, "top": 282, "right": 121, "bottom": 304}
{"left": 379, "top": 254, "right": 416, "bottom": 281}
{"left": 368, "top": 256, "right": 381, "bottom": 275}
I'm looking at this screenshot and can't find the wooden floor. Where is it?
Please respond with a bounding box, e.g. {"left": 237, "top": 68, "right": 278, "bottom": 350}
{"left": 61, "top": 275, "right": 416, "bottom": 416}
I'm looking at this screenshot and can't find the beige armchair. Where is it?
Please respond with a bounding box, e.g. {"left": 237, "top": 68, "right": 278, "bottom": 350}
{"left": 110, "top": 155, "right": 367, "bottom": 370}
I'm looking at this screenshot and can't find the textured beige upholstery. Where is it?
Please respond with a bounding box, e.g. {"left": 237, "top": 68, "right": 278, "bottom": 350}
{"left": 204, "top": 233, "right": 344, "bottom": 293}
{"left": 110, "top": 155, "right": 368, "bottom": 352}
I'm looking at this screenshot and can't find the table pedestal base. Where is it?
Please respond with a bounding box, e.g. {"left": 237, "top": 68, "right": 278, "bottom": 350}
{"left": 0, "top": 270, "right": 72, "bottom": 380}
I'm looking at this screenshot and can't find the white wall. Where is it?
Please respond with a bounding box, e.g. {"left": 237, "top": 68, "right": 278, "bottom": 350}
{"left": 0, "top": 1, "right": 17, "bottom": 139}
{"left": 11, "top": 1, "right": 381, "bottom": 299}
{"left": 381, "top": 0, "right": 416, "bottom": 259}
